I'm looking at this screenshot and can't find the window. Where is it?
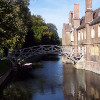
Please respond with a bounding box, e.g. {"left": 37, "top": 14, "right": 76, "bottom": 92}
{"left": 85, "top": 46, "right": 86, "bottom": 54}
{"left": 78, "top": 32, "right": 80, "bottom": 41}
{"left": 95, "top": 45, "right": 99, "bottom": 55}
{"left": 82, "top": 46, "right": 84, "bottom": 55}
{"left": 98, "top": 24, "right": 100, "bottom": 37}
{"left": 84, "top": 31, "right": 86, "bottom": 39}
{"left": 81, "top": 32, "right": 83, "bottom": 40}
{"left": 78, "top": 46, "right": 80, "bottom": 51}
{"left": 91, "top": 45, "right": 94, "bottom": 55}
{"left": 91, "top": 27, "right": 95, "bottom": 38}
{"left": 91, "top": 45, "right": 99, "bottom": 56}
{"left": 71, "top": 31, "right": 74, "bottom": 41}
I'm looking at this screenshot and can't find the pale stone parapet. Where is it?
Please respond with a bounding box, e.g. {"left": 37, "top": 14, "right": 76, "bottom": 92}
{"left": 86, "top": 61, "right": 100, "bottom": 74}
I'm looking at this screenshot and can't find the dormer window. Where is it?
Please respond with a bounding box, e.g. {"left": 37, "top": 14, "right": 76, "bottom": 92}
{"left": 91, "top": 27, "right": 95, "bottom": 38}
{"left": 98, "top": 24, "right": 100, "bottom": 37}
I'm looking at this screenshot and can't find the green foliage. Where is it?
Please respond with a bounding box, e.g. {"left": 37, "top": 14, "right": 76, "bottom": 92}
{"left": 47, "top": 23, "right": 60, "bottom": 45}
{"left": 2, "top": 82, "right": 33, "bottom": 100}
{"left": 31, "top": 15, "right": 50, "bottom": 44}
{"left": 0, "top": 0, "right": 60, "bottom": 57}
{"left": 30, "top": 15, "right": 60, "bottom": 45}
{"left": 0, "top": 0, "right": 32, "bottom": 56}
{"left": 59, "top": 38, "right": 62, "bottom": 46}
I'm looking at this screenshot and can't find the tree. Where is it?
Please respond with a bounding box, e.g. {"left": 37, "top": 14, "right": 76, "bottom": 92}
{"left": 31, "top": 15, "right": 50, "bottom": 45}
{"left": 47, "top": 23, "right": 60, "bottom": 45}
{"left": 0, "top": 0, "right": 32, "bottom": 56}
{"left": 0, "top": 0, "right": 61, "bottom": 56}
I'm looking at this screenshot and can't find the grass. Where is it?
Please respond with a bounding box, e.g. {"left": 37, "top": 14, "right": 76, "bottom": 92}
{"left": 0, "top": 60, "right": 11, "bottom": 76}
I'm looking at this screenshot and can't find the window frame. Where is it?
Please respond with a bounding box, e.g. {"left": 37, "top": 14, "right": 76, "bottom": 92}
{"left": 91, "top": 27, "right": 95, "bottom": 38}
{"left": 98, "top": 24, "right": 100, "bottom": 37}
{"left": 78, "top": 31, "right": 80, "bottom": 41}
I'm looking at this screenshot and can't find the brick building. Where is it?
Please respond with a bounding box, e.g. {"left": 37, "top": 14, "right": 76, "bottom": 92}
{"left": 62, "top": 0, "right": 100, "bottom": 74}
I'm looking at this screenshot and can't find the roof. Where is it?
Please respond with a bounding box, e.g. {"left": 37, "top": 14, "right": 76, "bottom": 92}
{"left": 93, "top": 8, "right": 100, "bottom": 19}
{"left": 77, "top": 8, "right": 100, "bottom": 30}
{"left": 89, "top": 17, "right": 100, "bottom": 26}
{"left": 77, "top": 16, "right": 85, "bottom": 30}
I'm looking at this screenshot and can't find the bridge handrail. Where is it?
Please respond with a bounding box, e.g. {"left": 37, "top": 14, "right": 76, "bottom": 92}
{"left": 7, "top": 45, "right": 85, "bottom": 65}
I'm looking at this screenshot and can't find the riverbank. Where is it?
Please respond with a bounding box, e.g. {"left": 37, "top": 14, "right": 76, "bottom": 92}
{"left": 0, "top": 60, "right": 12, "bottom": 94}
{"left": 0, "top": 60, "right": 11, "bottom": 76}
{"left": 0, "top": 69, "right": 12, "bottom": 90}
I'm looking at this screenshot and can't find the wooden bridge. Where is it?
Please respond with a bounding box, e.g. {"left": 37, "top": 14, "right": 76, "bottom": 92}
{"left": 7, "top": 45, "right": 85, "bottom": 66}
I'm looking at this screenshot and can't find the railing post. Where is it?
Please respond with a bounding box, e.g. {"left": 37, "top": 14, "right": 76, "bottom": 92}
{"left": 40, "top": 45, "right": 43, "bottom": 54}
{"left": 51, "top": 45, "right": 54, "bottom": 53}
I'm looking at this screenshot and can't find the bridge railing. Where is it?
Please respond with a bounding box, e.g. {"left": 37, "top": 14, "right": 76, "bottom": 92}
{"left": 7, "top": 45, "right": 61, "bottom": 64}
{"left": 7, "top": 45, "right": 85, "bottom": 65}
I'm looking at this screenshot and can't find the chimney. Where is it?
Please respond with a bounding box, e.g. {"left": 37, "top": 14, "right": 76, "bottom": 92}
{"left": 73, "top": 3, "right": 80, "bottom": 56}
{"left": 85, "top": 0, "right": 93, "bottom": 23}
{"left": 74, "top": 3, "right": 79, "bottom": 19}
{"left": 73, "top": 3, "right": 80, "bottom": 28}
{"left": 85, "top": 0, "right": 92, "bottom": 11}
{"left": 69, "top": 11, "right": 73, "bottom": 25}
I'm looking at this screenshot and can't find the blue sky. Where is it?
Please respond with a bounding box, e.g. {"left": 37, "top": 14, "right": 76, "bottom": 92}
{"left": 29, "top": 0, "right": 100, "bottom": 38}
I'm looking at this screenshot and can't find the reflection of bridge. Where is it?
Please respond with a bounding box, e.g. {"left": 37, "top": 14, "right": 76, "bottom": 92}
{"left": 7, "top": 45, "right": 85, "bottom": 66}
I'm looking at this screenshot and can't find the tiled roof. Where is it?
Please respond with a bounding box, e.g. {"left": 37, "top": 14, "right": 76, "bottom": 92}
{"left": 89, "top": 17, "right": 100, "bottom": 25}
{"left": 77, "top": 8, "right": 100, "bottom": 30}
{"left": 89, "top": 8, "right": 100, "bottom": 25}
{"left": 77, "top": 16, "right": 85, "bottom": 30}
{"left": 93, "top": 8, "right": 100, "bottom": 19}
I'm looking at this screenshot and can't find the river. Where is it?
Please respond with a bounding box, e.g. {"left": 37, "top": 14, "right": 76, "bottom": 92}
{"left": 0, "top": 56, "right": 100, "bottom": 100}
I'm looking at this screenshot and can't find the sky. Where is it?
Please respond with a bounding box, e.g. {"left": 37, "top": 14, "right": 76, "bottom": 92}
{"left": 29, "top": 0, "right": 100, "bottom": 38}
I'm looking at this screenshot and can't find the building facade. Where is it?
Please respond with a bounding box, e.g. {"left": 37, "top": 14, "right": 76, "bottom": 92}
{"left": 62, "top": 0, "right": 100, "bottom": 74}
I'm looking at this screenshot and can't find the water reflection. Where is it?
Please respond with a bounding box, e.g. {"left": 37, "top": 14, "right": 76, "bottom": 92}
{"left": 0, "top": 56, "right": 64, "bottom": 100}
{"left": 63, "top": 63, "right": 100, "bottom": 100}
{"left": 0, "top": 82, "right": 33, "bottom": 100}
{"left": 0, "top": 56, "right": 100, "bottom": 100}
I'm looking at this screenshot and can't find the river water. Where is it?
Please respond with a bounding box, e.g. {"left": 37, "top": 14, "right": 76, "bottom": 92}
{"left": 0, "top": 56, "right": 100, "bottom": 100}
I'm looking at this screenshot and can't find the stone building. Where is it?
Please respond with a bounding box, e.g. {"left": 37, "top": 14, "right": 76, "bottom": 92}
{"left": 62, "top": 0, "right": 100, "bottom": 74}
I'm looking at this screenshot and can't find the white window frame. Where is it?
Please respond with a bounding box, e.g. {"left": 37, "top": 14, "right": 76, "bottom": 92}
{"left": 78, "top": 31, "right": 80, "bottom": 41}
{"left": 84, "top": 46, "right": 86, "bottom": 54}
{"left": 91, "top": 27, "right": 95, "bottom": 38}
{"left": 98, "top": 24, "right": 100, "bottom": 37}
{"left": 81, "top": 32, "right": 83, "bottom": 40}
{"left": 95, "top": 45, "right": 99, "bottom": 56}
{"left": 71, "top": 31, "right": 74, "bottom": 41}
{"left": 84, "top": 31, "right": 86, "bottom": 39}
{"left": 91, "top": 45, "right": 94, "bottom": 55}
